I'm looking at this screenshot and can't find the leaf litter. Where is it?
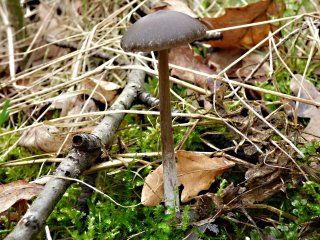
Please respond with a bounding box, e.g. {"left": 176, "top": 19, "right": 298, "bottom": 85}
{"left": 1, "top": 0, "right": 320, "bottom": 238}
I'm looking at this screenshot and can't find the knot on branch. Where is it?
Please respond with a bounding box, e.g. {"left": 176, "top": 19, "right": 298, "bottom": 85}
{"left": 23, "top": 215, "right": 39, "bottom": 230}
{"left": 72, "top": 133, "right": 102, "bottom": 152}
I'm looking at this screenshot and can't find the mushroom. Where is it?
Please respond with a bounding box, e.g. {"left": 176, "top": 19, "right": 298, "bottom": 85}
{"left": 121, "top": 10, "right": 206, "bottom": 211}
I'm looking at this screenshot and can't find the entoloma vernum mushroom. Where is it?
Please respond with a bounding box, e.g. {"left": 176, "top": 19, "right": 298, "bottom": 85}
{"left": 121, "top": 10, "right": 206, "bottom": 211}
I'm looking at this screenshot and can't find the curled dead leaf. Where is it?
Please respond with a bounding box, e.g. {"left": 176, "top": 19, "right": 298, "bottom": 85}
{"left": 51, "top": 95, "right": 99, "bottom": 119}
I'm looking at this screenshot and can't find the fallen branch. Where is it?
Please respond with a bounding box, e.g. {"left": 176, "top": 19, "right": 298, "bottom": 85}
{"left": 5, "top": 134, "right": 102, "bottom": 240}
{"left": 5, "top": 54, "right": 146, "bottom": 240}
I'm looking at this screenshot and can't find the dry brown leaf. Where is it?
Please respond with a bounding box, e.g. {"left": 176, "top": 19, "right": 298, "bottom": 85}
{"left": 176, "top": 150, "right": 235, "bottom": 203}
{"left": 201, "top": 0, "right": 284, "bottom": 48}
{"left": 169, "top": 46, "right": 218, "bottom": 88}
{"left": 153, "top": 0, "right": 197, "bottom": 18}
{"left": 141, "top": 150, "right": 235, "bottom": 206}
{"left": 0, "top": 200, "right": 29, "bottom": 223}
{"left": 81, "top": 78, "right": 120, "bottom": 104}
{"left": 141, "top": 165, "right": 165, "bottom": 207}
{"left": 19, "top": 94, "right": 98, "bottom": 153}
{"left": 0, "top": 180, "right": 43, "bottom": 214}
{"left": 18, "top": 125, "right": 73, "bottom": 152}
{"left": 18, "top": 124, "right": 93, "bottom": 153}
{"left": 290, "top": 74, "right": 320, "bottom": 141}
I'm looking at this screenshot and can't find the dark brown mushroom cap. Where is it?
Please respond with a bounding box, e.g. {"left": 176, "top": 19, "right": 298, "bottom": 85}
{"left": 121, "top": 10, "right": 207, "bottom": 52}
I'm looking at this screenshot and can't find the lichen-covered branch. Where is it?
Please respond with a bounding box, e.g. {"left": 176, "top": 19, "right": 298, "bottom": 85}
{"left": 5, "top": 55, "right": 146, "bottom": 240}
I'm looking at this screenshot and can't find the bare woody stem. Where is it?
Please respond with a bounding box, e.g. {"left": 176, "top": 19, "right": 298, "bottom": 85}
{"left": 158, "top": 49, "right": 179, "bottom": 212}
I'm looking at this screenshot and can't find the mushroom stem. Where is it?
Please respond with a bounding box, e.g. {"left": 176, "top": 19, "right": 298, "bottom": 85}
{"left": 158, "top": 49, "right": 179, "bottom": 212}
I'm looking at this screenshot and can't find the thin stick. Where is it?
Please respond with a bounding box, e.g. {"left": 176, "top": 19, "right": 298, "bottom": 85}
{"left": 247, "top": 203, "right": 297, "bottom": 221}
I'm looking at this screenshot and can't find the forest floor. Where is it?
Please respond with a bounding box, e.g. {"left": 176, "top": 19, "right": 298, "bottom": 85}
{"left": 0, "top": 0, "right": 320, "bottom": 239}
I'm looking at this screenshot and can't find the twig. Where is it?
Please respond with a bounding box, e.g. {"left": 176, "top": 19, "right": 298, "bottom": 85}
{"left": 246, "top": 203, "right": 297, "bottom": 221}
{"left": 137, "top": 90, "right": 160, "bottom": 109}
{"left": 241, "top": 207, "right": 263, "bottom": 238}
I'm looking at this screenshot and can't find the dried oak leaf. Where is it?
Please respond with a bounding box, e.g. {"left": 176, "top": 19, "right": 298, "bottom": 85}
{"left": 141, "top": 150, "right": 235, "bottom": 206}
{"left": 0, "top": 180, "right": 43, "bottom": 214}
{"left": 201, "top": 0, "right": 284, "bottom": 48}
{"left": 177, "top": 151, "right": 235, "bottom": 203}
